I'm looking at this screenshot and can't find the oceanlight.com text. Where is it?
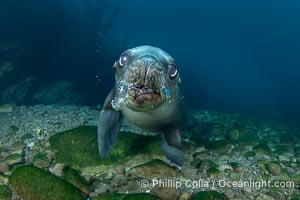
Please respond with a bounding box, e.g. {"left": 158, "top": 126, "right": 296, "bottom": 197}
{"left": 139, "top": 178, "right": 295, "bottom": 190}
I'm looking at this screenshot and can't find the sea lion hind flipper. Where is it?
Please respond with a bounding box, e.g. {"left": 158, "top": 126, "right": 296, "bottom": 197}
{"left": 162, "top": 129, "right": 184, "bottom": 166}
{"left": 98, "top": 89, "right": 124, "bottom": 157}
{"left": 162, "top": 140, "right": 184, "bottom": 166}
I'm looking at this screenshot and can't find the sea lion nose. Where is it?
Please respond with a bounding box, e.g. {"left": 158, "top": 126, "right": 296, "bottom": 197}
{"left": 142, "top": 57, "right": 153, "bottom": 72}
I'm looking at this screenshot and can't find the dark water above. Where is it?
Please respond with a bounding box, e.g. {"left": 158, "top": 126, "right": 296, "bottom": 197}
{"left": 0, "top": 0, "right": 300, "bottom": 125}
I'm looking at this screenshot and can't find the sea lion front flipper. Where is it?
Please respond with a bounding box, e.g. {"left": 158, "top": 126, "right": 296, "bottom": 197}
{"left": 162, "top": 128, "right": 184, "bottom": 166}
{"left": 98, "top": 89, "right": 124, "bottom": 157}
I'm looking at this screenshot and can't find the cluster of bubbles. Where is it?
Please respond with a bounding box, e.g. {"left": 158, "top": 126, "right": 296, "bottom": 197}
{"left": 111, "top": 80, "right": 132, "bottom": 111}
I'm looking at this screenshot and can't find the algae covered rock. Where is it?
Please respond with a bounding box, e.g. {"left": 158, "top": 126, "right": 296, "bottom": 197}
{"left": 91, "top": 192, "right": 158, "bottom": 200}
{"left": 230, "top": 162, "right": 243, "bottom": 173}
{"left": 127, "top": 159, "right": 178, "bottom": 179}
{"left": 4, "top": 153, "right": 23, "bottom": 165}
{"left": 253, "top": 143, "right": 272, "bottom": 156}
{"left": 236, "top": 134, "right": 258, "bottom": 146}
{"left": 0, "top": 104, "right": 13, "bottom": 113}
{"left": 151, "top": 185, "right": 180, "bottom": 200}
{"left": 64, "top": 167, "right": 89, "bottom": 195}
{"left": 190, "top": 191, "right": 228, "bottom": 200}
{"left": 21, "top": 133, "right": 34, "bottom": 141}
{"left": 32, "top": 153, "right": 50, "bottom": 168}
{"left": 0, "top": 185, "right": 12, "bottom": 200}
{"left": 49, "top": 126, "right": 162, "bottom": 168}
{"left": 209, "top": 140, "right": 230, "bottom": 153}
{"left": 207, "top": 167, "right": 221, "bottom": 178}
{"left": 9, "top": 165, "right": 85, "bottom": 200}
{"left": 227, "top": 129, "right": 239, "bottom": 141}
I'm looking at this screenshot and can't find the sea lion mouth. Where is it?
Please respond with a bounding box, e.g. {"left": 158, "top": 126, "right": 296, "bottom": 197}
{"left": 111, "top": 80, "right": 171, "bottom": 111}
{"left": 128, "top": 85, "right": 161, "bottom": 106}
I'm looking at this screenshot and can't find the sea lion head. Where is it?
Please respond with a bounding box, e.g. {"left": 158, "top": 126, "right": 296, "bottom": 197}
{"left": 111, "top": 45, "right": 181, "bottom": 112}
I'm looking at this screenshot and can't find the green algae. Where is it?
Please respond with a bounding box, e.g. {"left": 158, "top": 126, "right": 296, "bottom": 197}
{"left": 91, "top": 192, "right": 158, "bottom": 200}
{"left": 244, "top": 151, "right": 256, "bottom": 158}
{"left": 49, "top": 126, "right": 162, "bottom": 168}
{"left": 207, "top": 167, "right": 221, "bottom": 177}
{"left": 9, "top": 165, "right": 85, "bottom": 200}
{"left": 227, "top": 129, "right": 239, "bottom": 141}
{"left": 230, "top": 162, "right": 242, "bottom": 173}
{"left": 190, "top": 191, "right": 228, "bottom": 200}
{"left": 0, "top": 185, "right": 12, "bottom": 200}
{"left": 199, "top": 159, "right": 218, "bottom": 170}
{"left": 10, "top": 125, "right": 19, "bottom": 133}
{"left": 253, "top": 143, "right": 272, "bottom": 156}
{"left": 294, "top": 146, "right": 300, "bottom": 154}
{"left": 274, "top": 145, "right": 290, "bottom": 155}
{"left": 236, "top": 134, "right": 258, "bottom": 146}
{"left": 209, "top": 139, "right": 230, "bottom": 152}
{"left": 32, "top": 153, "right": 49, "bottom": 163}
{"left": 64, "top": 168, "right": 89, "bottom": 194}
{"left": 21, "top": 133, "right": 34, "bottom": 141}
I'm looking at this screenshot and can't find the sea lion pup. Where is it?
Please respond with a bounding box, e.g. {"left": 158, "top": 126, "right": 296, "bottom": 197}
{"left": 98, "top": 45, "right": 185, "bottom": 166}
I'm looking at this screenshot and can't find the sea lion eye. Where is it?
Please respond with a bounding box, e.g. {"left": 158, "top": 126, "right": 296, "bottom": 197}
{"left": 118, "top": 53, "right": 129, "bottom": 67}
{"left": 168, "top": 64, "right": 178, "bottom": 78}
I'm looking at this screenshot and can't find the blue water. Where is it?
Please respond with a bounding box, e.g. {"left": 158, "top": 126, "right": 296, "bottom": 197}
{"left": 0, "top": 0, "right": 300, "bottom": 124}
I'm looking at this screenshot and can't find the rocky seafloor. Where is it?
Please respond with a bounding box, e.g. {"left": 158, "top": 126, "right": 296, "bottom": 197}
{"left": 0, "top": 104, "right": 300, "bottom": 200}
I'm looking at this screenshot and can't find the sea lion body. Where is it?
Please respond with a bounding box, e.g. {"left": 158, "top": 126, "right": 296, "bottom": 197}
{"left": 98, "top": 45, "right": 185, "bottom": 166}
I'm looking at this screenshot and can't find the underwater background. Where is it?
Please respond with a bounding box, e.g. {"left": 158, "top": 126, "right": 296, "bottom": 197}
{"left": 1, "top": 0, "right": 300, "bottom": 125}
{"left": 1, "top": 0, "right": 300, "bottom": 200}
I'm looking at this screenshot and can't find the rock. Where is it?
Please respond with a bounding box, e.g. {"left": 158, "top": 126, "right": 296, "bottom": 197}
{"left": 289, "top": 174, "right": 300, "bottom": 183}
{"left": 207, "top": 167, "right": 221, "bottom": 178}
{"left": 1, "top": 76, "right": 36, "bottom": 103}
{"left": 274, "top": 145, "right": 290, "bottom": 155}
{"left": 244, "top": 151, "right": 256, "bottom": 158}
{"left": 265, "top": 162, "right": 282, "bottom": 175}
{"left": 49, "top": 126, "right": 163, "bottom": 169}
{"left": 229, "top": 172, "right": 240, "bottom": 181}
{"left": 32, "top": 153, "right": 50, "bottom": 168}
{"left": 9, "top": 125, "right": 19, "bottom": 133}
{"left": 9, "top": 141, "right": 25, "bottom": 153}
{"left": 228, "top": 129, "right": 239, "bottom": 141}
{"left": 278, "top": 155, "right": 289, "bottom": 162}
{"left": 236, "top": 134, "right": 258, "bottom": 146}
{"left": 199, "top": 159, "right": 218, "bottom": 170}
{"left": 9, "top": 165, "right": 85, "bottom": 199}
{"left": 268, "top": 174, "right": 291, "bottom": 183}
{"left": 209, "top": 139, "right": 230, "bottom": 153}
{"left": 179, "top": 192, "right": 191, "bottom": 200}
{"left": 253, "top": 143, "right": 272, "bottom": 156}
{"left": 110, "top": 174, "right": 128, "bottom": 188}
{"left": 49, "top": 163, "right": 68, "bottom": 177}
{"left": 0, "top": 162, "right": 10, "bottom": 173}
{"left": 0, "top": 104, "right": 13, "bottom": 113}
{"left": 127, "top": 159, "right": 178, "bottom": 179}
{"left": 190, "top": 191, "right": 228, "bottom": 200}
{"left": 151, "top": 185, "right": 180, "bottom": 200}
{"left": 294, "top": 146, "right": 300, "bottom": 154}
{"left": 64, "top": 168, "right": 89, "bottom": 195}
{"left": 0, "top": 175, "right": 9, "bottom": 185}
{"left": 256, "top": 193, "right": 275, "bottom": 200}
{"left": 230, "top": 162, "right": 243, "bottom": 173}
{"left": 21, "top": 133, "right": 34, "bottom": 141}
{"left": 4, "top": 153, "right": 23, "bottom": 165}
{"left": 219, "top": 164, "right": 233, "bottom": 172}
{"left": 92, "top": 192, "right": 157, "bottom": 199}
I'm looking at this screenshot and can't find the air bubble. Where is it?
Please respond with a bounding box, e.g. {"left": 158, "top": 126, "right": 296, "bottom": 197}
{"left": 160, "top": 86, "right": 171, "bottom": 100}
{"left": 111, "top": 80, "right": 132, "bottom": 111}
